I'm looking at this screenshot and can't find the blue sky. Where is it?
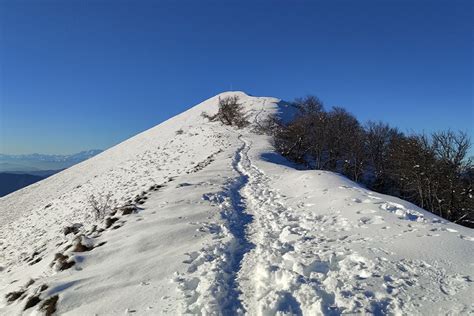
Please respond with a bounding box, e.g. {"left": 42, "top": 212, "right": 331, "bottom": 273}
{"left": 0, "top": 0, "right": 472, "bottom": 154}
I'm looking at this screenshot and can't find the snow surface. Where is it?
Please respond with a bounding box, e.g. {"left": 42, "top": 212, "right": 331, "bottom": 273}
{"left": 0, "top": 92, "right": 473, "bottom": 315}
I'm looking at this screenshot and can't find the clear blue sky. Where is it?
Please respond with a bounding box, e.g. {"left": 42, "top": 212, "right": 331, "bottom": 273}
{"left": 0, "top": 0, "right": 472, "bottom": 154}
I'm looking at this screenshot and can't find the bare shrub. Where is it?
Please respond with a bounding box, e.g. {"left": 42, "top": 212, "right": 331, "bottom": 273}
{"left": 104, "top": 216, "right": 119, "bottom": 228}
{"left": 88, "top": 192, "right": 115, "bottom": 220}
{"left": 202, "top": 95, "right": 249, "bottom": 128}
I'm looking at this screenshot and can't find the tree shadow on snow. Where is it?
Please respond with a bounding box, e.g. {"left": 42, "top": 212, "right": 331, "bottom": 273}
{"left": 260, "top": 152, "right": 306, "bottom": 171}
{"left": 275, "top": 100, "right": 299, "bottom": 124}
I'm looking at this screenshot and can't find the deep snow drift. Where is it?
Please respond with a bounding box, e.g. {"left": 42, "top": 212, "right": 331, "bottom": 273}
{"left": 0, "top": 92, "right": 473, "bottom": 315}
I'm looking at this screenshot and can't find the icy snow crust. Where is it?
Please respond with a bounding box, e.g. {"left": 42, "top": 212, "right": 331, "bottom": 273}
{"left": 0, "top": 92, "right": 473, "bottom": 315}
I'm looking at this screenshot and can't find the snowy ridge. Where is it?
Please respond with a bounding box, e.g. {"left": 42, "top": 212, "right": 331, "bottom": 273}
{"left": 0, "top": 92, "right": 473, "bottom": 315}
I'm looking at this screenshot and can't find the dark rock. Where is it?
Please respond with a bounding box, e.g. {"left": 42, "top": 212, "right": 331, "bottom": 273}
{"left": 52, "top": 253, "right": 75, "bottom": 271}
{"left": 96, "top": 241, "right": 107, "bottom": 247}
{"left": 40, "top": 295, "right": 59, "bottom": 316}
{"left": 63, "top": 223, "right": 83, "bottom": 236}
{"left": 25, "top": 279, "right": 35, "bottom": 288}
{"left": 5, "top": 291, "right": 24, "bottom": 303}
{"left": 88, "top": 225, "right": 97, "bottom": 234}
{"left": 119, "top": 205, "right": 137, "bottom": 215}
{"left": 71, "top": 238, "right": 93, "bottom": 252}
{"left": 24, "top": 295, "right": 41, "bottom": 310}
{"left": 104, "top": 217, "right": 119, "bottom": 229}
{"left": 29, "top": 257, "right": 42, "bottom": 265}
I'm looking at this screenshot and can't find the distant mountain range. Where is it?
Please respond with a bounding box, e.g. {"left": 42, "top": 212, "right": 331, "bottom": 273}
{"left": 0, "top": 149, "right": 102, "bottom": 197}
{"left": 0, "top": 149, "right": 102, "bottom": 173}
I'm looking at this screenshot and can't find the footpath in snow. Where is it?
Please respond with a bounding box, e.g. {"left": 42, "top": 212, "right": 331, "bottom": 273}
{"left": 0, "top": 92, "right": 473, "bottom": 315}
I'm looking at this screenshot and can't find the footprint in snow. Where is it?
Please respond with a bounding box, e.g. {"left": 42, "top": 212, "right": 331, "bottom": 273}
{"left": 459, "top": 235, "right": 474, "bottom": 241}
{"left": 431, "top": 227, "right": 460, "bottom": 234}
{"left": 359, "top": 216, "right": 385, "bottom": 225}
{"left": 182, "top": 251, "right": 199, "bottom": 264}
{"left": 357, "top": 209, "right": 377, "bottom": 214}
{"left": 440, "top": 274, "right": 472, "bottom": 295}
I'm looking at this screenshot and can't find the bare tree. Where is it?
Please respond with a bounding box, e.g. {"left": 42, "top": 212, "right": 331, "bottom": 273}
{"left": 365, "top": 121, "right": 402, "bottom": 191}
{"left": 343, "top": 127, "right": 367, "bottom": 182}
{"left": 274, "top": 116, "right": 311, "bottom": 163}
{"left": 325, "top": 107, "right": 361, "bottom": 172}
{"left": 431, "top": 131, "right": 472, "bottom": 222}
{"left": 294, "top": 95, "right": 324, "bottom": 115}
{"left": 432, "top": 130, "right": 470, "bottom": 168}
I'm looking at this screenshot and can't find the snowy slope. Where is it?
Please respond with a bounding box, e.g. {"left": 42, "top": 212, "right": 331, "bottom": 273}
{"left": 0, "top": 92, "right": 473, "bottom": 315}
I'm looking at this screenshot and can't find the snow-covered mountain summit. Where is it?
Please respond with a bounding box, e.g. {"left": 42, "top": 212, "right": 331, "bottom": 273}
{"left": 0, "top": 92, "right": 472, "bottom": 315}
